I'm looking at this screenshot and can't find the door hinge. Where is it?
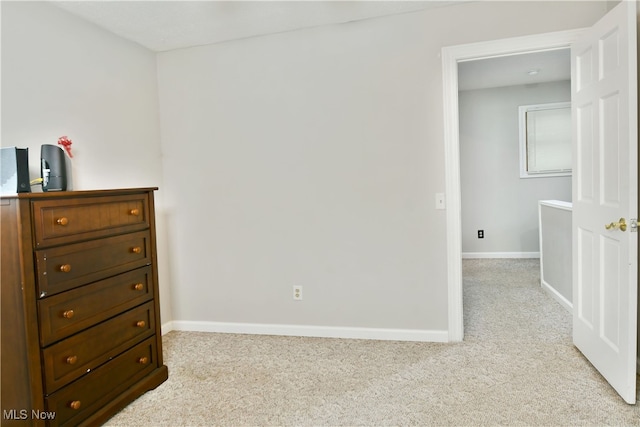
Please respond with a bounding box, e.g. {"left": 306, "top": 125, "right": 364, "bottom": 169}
{"left": 630, "top": 218, "right": 637, "bottom": 232}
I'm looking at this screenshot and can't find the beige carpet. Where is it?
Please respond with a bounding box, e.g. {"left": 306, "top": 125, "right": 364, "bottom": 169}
{"left": 105, "top": 259, "right": 640, "bottom": 426}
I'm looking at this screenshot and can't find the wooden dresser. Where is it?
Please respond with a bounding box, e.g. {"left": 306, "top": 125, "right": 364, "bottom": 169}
{"left": 1, "top": 188, "right": 168, "bottom": 427}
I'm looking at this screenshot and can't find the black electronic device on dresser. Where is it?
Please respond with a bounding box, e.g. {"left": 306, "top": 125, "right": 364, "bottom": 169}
{"left": 41, "top": 144, "right": 67, "bottom": 192}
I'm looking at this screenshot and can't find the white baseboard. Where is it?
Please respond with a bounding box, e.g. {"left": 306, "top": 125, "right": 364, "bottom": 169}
{"left": 540, "top": 279, "right": 573, "bottom": 314}
{"left": 162, "top": 320, "right": 449, "bottom": 343}
{"left": 161, "top": 321, "right": 174, "bottom": 336}
{"left": 462, "top": 252, "right": 540, "bottom": 259}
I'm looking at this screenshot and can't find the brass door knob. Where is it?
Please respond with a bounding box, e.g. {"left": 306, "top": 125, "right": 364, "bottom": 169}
{"left": 59, "top": 264, "right": 72, "bottom": 273}
{"left": 136, "top": 320, "right": 146, "bottom": 328}
{"left": 69, "top": 401, "right": 81, "bottom": 410}
{"left": 66, "top": 355, "right": 78, "bottom": 365}
{"left": 605, "top": 217, "right": 627, "bottom": 232}
{"left": 133, "top": 283, "right": 144, "bottom": 291}
{"left": 131, "top": 246, "right": 142, "bottom": 254}
{"left": 62, "top": 310, "right": 75, "bottom": 319}
{"left": 129, "top": 208, "right": 140, "bottom": 216}
{"left": 56, "top": 217, "right": 69, "bottom": 226}
{"left": 137, "top": 356, "right": 149, "bottom": 365}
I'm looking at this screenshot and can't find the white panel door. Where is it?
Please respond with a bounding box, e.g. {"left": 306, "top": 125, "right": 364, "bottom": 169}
{"left": 572, "top": 1, "right": 638, "bottom": 404}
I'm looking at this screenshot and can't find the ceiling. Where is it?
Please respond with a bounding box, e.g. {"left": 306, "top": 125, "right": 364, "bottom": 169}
{"left": 50, "top": 0, "right": 570, "bottom": 90}
{"left": 51, "top": 1, "right": 464, "bottom": 52}
{"left": 458, "top": 48, "right": 571, "bottom": 91}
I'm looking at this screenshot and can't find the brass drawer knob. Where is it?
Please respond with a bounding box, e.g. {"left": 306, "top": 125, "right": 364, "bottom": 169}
{"left": 59, "top": 264, "right": 72, "bottom": 273}
{"left": 136, "top": 320, "right": 146, "bottom": 328}
{"left": 66, "top": 355, "right": 78, "bottom": 365}
{"left": 62, "top": 310, "right": 75, "bottom": 319}
{"left": 129, "top": 208, "right": 140, "bottom": 216}
{"left": 133, "top": 283, "right": 144, "bottom": 291}
{"left": 131, "top": 246, "right": 142, "bottom": 254}
{"left": 69, "top": 401, "right": 81, "bottom": 410}
{"left": 137, "top": 356, "right": 149, "bottom": 365}
{"left": 56, "top": 217, "right": 69, "bottom": 226}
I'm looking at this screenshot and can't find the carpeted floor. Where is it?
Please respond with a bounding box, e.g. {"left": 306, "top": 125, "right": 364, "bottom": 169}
{"left": 104, "top": 259, "right": 640, "bottom": 426}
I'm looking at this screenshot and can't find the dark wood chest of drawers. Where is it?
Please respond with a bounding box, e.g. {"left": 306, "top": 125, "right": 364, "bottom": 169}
{"left": 1, "top": 188, "right": 168, "bottom": 426}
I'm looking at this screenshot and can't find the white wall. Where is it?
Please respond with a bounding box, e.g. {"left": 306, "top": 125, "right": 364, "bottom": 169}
{"left": 539, "top": 201, "right": 573, "bottom": 310}
{"left": 157, "top": 24, "right": 449, "bottom": 334}
{"left": 157, "top": 1, "right": 606, "bottom": 338}
{"left": 459, "top": 81, "right": 573, "bottom": 257}
{"left": 0, "top": 2, "right": 172, "bottom": 323}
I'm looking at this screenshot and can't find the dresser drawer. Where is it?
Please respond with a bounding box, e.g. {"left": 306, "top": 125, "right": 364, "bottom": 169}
{"left": 32, "top": 193, "right": 150, "bottom": 248}
{"left": 36, "top": 231, "right": 152, "bottom": 297}
{"left": 38, "top": 266, "right": 154, "bottom": 346}
{"left": 42, "top": 302, "right": 155, "bottom": 393}
{"left": 45, "top": 337, "right": 157, "bottom": 427}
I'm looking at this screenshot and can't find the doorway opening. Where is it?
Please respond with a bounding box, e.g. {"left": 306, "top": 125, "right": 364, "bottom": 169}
{"left": 441, "top": 29, "right": 584, "bottom": 341}
{"left": 457, "top": 49, "right": 573, "bottom": 338}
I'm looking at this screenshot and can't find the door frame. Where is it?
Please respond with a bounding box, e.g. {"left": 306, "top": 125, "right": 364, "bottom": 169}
{"left": 442, "top": 29, "right": 585, "bottom": 341}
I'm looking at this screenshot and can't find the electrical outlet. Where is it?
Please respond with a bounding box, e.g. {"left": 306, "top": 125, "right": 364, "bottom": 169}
{"left": 293, "top": 286, "right": 303, "bottom": 300}
{"left": 478, "top": 230, "right": 484, "bottom": 239}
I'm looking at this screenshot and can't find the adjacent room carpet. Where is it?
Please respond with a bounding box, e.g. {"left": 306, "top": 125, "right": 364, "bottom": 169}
{"left": 105, "top": 258, "right": 640, "bottom": 426}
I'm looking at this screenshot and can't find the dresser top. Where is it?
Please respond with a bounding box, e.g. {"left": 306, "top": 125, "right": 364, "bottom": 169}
{"left": 1, "top": 187, "right": 158, "bottom": 200}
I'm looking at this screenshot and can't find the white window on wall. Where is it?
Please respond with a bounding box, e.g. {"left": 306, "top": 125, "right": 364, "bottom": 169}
{"left": 519, "top": 102, "right": 571, "bottom": 178}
